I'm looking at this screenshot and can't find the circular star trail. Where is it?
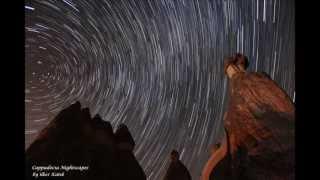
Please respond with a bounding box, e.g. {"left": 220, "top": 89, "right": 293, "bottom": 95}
{"left": 25, "top": 0, "right": 295, "bottom": 179}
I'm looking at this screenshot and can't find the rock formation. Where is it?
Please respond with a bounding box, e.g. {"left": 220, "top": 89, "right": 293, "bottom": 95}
{"left": 163, "top": 150, "right": 192, "bottom": 180}
{"left": 114, "top": 124, "right": 146, "bottom": 180}
{"left": 201, "top": 132, "right": 230, "bottom": 180}
{"left": 25, "top": 101, "right": 146, "bottom": 180}
{"left": 202, "top": 53, "right": 295, "bottom": 180}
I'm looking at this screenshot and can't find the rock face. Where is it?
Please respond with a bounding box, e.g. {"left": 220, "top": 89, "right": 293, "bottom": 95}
{"left": 201, "top": 134, "right": 230, "bottom": 180}
{"left": 203, "top": 54, "right": 295, "bottom": 180}
{"left": 25, "top": 101, "right": 146, "bottom": 180}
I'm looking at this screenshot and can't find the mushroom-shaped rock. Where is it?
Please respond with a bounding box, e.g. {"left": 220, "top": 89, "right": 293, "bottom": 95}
{"left": 204, "top": 53, "right": 295, "bottom": 180}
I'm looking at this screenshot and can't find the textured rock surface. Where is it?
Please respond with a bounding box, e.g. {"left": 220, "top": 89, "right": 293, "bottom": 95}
{"left": 25, "top": 101, "right": 146, "bottom": 180}
{"left": 204, "top": 54, "right": 295, "bottom": 180}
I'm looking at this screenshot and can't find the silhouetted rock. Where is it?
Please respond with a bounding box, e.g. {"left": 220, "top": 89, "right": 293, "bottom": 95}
{"left": 114, "top": 124, "right": 146, "bottom": 180}
{"left": 202, "top": 54, "right": 295, "bottom": 180}
{"left": 163, "top": 150, "right": 192, "bottom": 180}
{"left": 115, "top": 124, "right": 136, "bottom": 151}
{"left": 26, "top": 101, "right": 146, "bottom": 180}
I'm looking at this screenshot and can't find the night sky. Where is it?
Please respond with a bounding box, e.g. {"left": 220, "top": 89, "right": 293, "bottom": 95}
{"left": 25, "top": 0, "right": 295, "bottom": 179}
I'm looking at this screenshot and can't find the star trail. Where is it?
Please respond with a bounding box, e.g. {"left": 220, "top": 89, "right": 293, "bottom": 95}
{"left": 25, "top": 0, "right": 295, "bottom": 179}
